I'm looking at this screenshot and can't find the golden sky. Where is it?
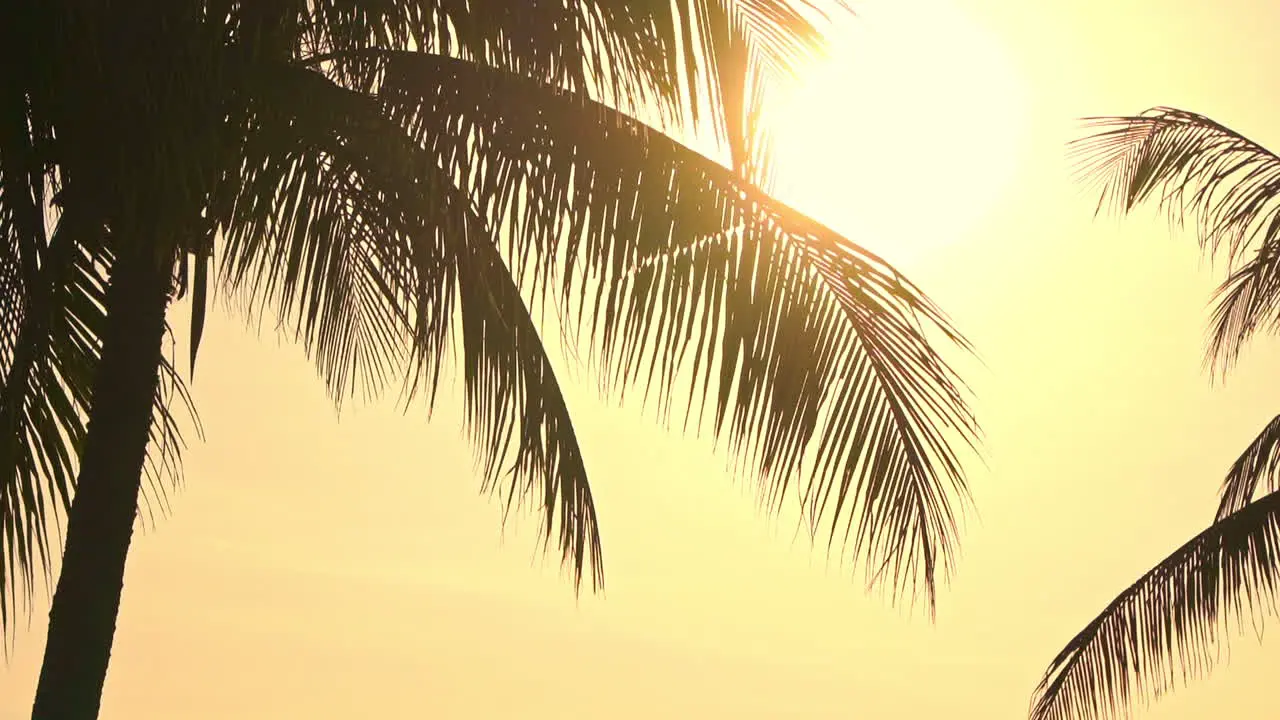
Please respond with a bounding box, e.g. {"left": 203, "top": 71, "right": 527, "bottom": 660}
{"left": 3, "top": 0, "right": 1279, "bottom": 718}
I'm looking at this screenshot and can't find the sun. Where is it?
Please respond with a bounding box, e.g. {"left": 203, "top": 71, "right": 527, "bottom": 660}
{"left": 771, "top": 0, "right": 1027, "bottom": 265}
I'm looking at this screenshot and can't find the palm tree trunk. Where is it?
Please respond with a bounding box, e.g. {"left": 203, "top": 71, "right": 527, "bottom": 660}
{"left": 30, "top": 246, "right": 173, "bottom": 720}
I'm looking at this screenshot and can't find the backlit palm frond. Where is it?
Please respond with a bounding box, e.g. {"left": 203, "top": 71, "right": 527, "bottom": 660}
{"left": 448, "top": 198, "right": 603, "bottom": 589}
{"left": 1071, "top": 109, "right": 1280, "bottom": 373}
{"left": 211, "top": 64, "right": 421, "bottom": 405}
{"left": 307, "top": 0, "right": 586, "bottom": 84}
{"left": 214, "top": 143, "right": 415, "bottom": 405}
{"left": 1216, "top": 414, "right": 1280, "bottom": 521}
{"left": 373, "top": 52, "right": 976, "bottom": 609}
{"left": 1204, "top": 240, "right": 1280, "bottom": 373}
{"left": 301, "top": 0, "right": 679, "bottom": 119}
{"left": 301, "top": 0, "right": 846, "bottom": 157}
{"left": 212, "top": 62, "right": 603, "bottom": 587}
{"left": 1030, "top": 489, "right": 1280, "bottom": 720}
{"left": 676, "top": 0, "right": 848, "bottom": 187}
{"left": 1071, "top": 108, "right": 1280, "bottom": 261}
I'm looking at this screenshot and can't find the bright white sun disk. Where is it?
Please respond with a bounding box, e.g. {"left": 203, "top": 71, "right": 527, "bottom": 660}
{"left": 772, "top": 0, "right": 1027, "bottom": 265}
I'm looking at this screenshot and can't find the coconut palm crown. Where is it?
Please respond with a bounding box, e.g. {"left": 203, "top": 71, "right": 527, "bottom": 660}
{"left": 1, "top": 2, "right": 978, "bottom": 718}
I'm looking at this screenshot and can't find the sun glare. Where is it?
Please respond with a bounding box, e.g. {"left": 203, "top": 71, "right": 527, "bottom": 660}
{"left": 772, "top": 0, "right": 1027, "bottom": 264}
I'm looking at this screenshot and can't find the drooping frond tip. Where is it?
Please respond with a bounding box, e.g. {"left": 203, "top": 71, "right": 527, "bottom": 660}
{"left": 1071, "top": 108, "right": 1280, "bottom": 375}
{"left": 210, "top": 60, "right": 607, "bottom": 591}
{"left": 1069, "top": 108, "right": 1280, "bottom": 260}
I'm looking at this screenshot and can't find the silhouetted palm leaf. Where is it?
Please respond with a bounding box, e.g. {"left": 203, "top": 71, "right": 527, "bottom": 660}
{"left": 1029, "top": 488, "right": 1280, "bottom": 720}
{"left": 1071, "top": 108, "right": 1280, "bottom": 374}
{"left": 1032, "top": 107, "right": 1280, "bottom": 720}
{"left": 208, "top": 60, "right": 607, "bottom": 587}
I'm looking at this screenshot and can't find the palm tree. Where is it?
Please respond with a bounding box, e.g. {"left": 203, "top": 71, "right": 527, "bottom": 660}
{"left": 1030, "top": 108, "right": 1280, "bottom": 720}
{"left": 2, "top": 2, "right": 979, "bottom": 718}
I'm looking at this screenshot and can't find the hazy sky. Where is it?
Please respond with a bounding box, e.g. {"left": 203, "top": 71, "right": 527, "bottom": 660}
{"left": 4, "top": 1, "right": 1279, "bottom": 718}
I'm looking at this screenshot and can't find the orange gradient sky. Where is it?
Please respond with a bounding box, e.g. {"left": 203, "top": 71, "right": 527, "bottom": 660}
{"left": 4, "top": 0, "right": 1279, "bottom": 718}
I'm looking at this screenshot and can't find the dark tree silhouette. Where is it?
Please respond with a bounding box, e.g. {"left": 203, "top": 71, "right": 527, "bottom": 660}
{"left": 1031, "top": 108, "right": 1280, "bottom": 720}
{"left": 0, "top": 2, "right": 978, "bottom": 718}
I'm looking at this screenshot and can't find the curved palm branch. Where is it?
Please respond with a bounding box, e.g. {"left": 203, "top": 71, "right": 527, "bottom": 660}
{"left": 354, "top": 50, "right": 977, "bottom": 608}
{"left": 208, "top": 60, "right": 608, "bottom": 587}
{"left": 451, "top": 205, "right": 604, "bottom": 586}
{"left": 1029, "top": 487, "right": 1280, "bottom": 720}
{"left": 0, "top": 67, "right": 114, "bottom": 635}
{"left": 1071, "top": 108, "right": 1280, "bottom": 374}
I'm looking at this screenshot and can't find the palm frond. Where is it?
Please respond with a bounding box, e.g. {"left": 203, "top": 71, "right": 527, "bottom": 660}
{"left": 676, "top": 0, "right": 848, "bottom": 187}
{"left": 1203, "top": 241, "right": 1280, "bottom": 373}
{"left": 212, "top": 90, "right": 415, "bottom": 405}
{"left": 364, "top": 51, "right": 976, "bottom": 609}
{"left": 450, "top": 198, "right": 603, "bottom": 589}
{"left": 299, "top": 0, "right": 681, "bottom": 119}
{"left": 1071, "top": 108, "right": 1280, "bottom": 373}
{"left": 298, "top": 0, "right": 848, "bottom": 163}
{"left": 1030, "top": 488, "right": 1280, "bottom": 720}
{"left": 1216, "top": 413, "right": 1280, "bottom": 521}
{"left": 211, "top": 61, "right": 604, "bottom": 587}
